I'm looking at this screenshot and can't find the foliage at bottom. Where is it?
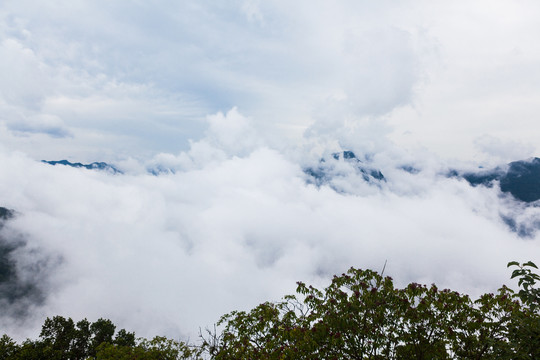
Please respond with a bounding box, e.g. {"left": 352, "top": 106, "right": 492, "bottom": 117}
{"left": 1, "top": 261, "right": 538, "bottom": 359}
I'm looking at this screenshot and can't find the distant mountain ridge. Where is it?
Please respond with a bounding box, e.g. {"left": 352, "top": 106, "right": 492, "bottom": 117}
{"left": 41, "top": 160, "right": 122, "bottom": 174}
{"left": 41, "top": 155, "right": 540, "bottom": 203}
{"left": 304, "top": 151, "right": 386, "bottom": 188}
{"left": 454, "top": 157, "right": 540, "bottom": 203}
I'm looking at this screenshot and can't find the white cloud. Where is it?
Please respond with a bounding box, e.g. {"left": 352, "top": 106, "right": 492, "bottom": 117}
{"left": 2, "top": 1, "right": 539, "bottom": 161}
{"left": 241, "top": 0, "right": 264, "bottom": 24}
{"left": 0, "top": 38, "right": 50, "bottom": 109}
{"left": 386, "top": 1, "right": 540, "bottom": 160}
{"left": 474, "top": 135, "right": 535, "bottom": 164}
{"left": 204, "top": 107, "right": 263, "bottom": 157}
{"left": 0, "top": 127, "right": 538, "bottom": 341}
{"left": 0, "top": 1, "right": 429, "bottom": 160}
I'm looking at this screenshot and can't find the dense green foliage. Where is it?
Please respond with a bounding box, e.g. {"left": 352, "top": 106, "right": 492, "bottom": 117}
{"left": 0, "top": 317, "right": 201, "bottom": 360}
{"left": 1, "top": 261, "right": 538, "bottom": 359}
{"left": 204, "top": 261, "right": 539, "bottom": 359}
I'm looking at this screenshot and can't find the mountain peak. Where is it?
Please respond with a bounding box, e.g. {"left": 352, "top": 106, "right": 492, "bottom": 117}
{"left": 456, "top": 157, "right": 540, "bottom": 203}
{"left": 42, "top": 160, "right": 122, "bottom": 174}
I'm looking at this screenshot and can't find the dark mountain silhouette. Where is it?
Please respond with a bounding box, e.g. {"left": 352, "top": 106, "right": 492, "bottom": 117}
{"left": 42, "top": 160, "right": 122, "bottom": 174}
{"left": 0, "top": 207, "right": 48, "bottom": 317}
{"left": 457, "top": 158, "right": 540, "bottom": 202}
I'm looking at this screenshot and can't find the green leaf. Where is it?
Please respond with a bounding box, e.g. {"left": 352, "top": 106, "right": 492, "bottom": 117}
{"left": 507, "top": 261, "right": 520, "bottom": 268}
{"left": 523, "top": 261, "right": 538, "bottom": 269}
{"left": 511, "top": 270, "right": 523, "bottom": 279}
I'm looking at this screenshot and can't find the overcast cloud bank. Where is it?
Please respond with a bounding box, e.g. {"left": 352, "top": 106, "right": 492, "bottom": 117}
{"left": 1, "top": 1, "right": 540, "bottom": 161}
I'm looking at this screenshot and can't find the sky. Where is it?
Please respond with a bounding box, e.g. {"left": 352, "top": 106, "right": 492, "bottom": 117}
{"left": 2, "top": 0, "right": 540, "bottom": 162}
{"left": 1, "top": 0, "right": 540, "bottom": 342}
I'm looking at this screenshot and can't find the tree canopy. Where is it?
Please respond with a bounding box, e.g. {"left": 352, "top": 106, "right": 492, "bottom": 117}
{"left": 1, "top": 261, "right": 538, "bottom": 359}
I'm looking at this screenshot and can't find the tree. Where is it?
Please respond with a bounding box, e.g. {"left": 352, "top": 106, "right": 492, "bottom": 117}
{"left": 206, "top": 265, "right": 540, "bottom": 359}
{"left": 113, "top": 329, "right": 135, "bottom": 347}
{"left": 506, "top": 261, "right": 540, "bottom": 359}
{"left": 0, "top": 335, "right": 18, "bottom": 360}
{"left": 39, "top": 315, "right": 76, "bottom": 359}
{"left": 95, "top": 336, "right": 202, "bottom": 360}
{"left": 89, "top": 318, "right": 115, "bottom": 354}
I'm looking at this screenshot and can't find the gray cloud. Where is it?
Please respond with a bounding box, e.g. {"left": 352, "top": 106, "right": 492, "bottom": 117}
{"left": 7, "top": 114, "right": 72, "bottom": 138}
